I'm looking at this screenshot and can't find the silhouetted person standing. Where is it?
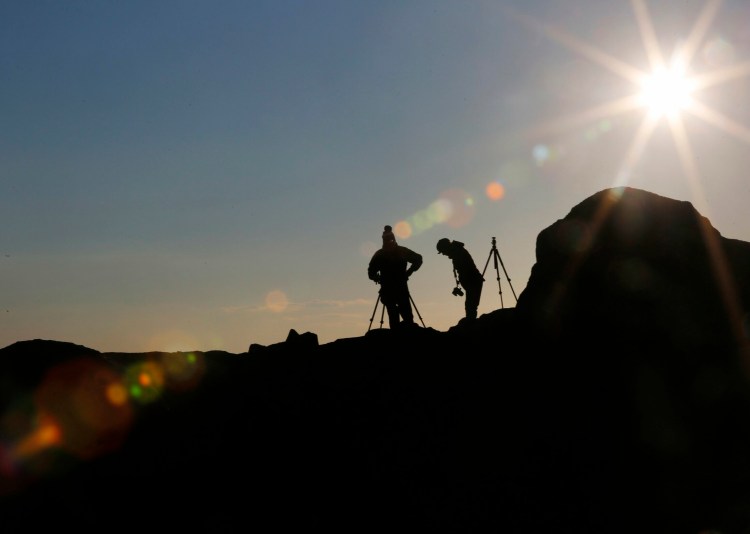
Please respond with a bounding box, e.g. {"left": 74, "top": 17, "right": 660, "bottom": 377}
{"left": 436, "top": 238, "right": 484, "bottom": 321}
{"left": 368, "top": 225, "right": 423, "bottom": 329}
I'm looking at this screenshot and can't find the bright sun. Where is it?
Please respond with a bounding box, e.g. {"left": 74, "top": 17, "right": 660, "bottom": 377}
{"left": 510, "top": 0, "right": 750, "bottom": 198}
{"left": 639, "top": 66, "right": 696, "bottom": 118}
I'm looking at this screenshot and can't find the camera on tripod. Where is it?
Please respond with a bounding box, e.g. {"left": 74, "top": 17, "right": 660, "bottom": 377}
{"left": 452, "top": 286, "right": 464, "bottom": 297}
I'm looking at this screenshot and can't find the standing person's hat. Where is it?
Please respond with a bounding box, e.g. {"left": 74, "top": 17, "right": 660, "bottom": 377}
{"left": 382, "top": 225, "right": 396, "bottom": 245}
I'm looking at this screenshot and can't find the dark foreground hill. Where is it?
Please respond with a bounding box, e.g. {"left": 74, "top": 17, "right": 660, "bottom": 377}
{"left": 2, "top": 187, "right": 750, "bottom": 533}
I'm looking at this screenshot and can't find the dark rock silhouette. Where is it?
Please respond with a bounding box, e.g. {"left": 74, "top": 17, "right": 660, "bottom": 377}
{"left": 1, "top": 187, "right": 750, "bottom": 533}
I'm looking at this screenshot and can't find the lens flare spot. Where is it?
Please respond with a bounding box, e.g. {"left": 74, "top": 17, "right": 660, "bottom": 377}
{"left": 412, "top": 210, "right": 433, "bottom": 233}
{"left": 394, "top": 221, "right": 411, "bottom": 239}
{"left": 106, "top": 383, "right": 129, "bottom": 406}
{"left": 160, "top": 352, "right": 206, "bottom": 392}
{"left": 486, "top": 182, "right": 505, "bottom": 201}
{"left": 124, "top": 361, "right": 165, "bottom": 405}
{"left": 428, "top": 199, "right": 452, "bottom": 224}
{"left": 265, "top": 290, "right": 289, "bottom": 313}
{"left": 439, "top": 188, "right": 476, "bottom": 228}
{"left": 532, "top": 145, "right": 550, "bottom": 166}
{"left": 34, "top": 358, "right": 134, "bottom": 459}
{"left": 13, "top": 415, "right": 62, "bottom": 460}
{"left": 34, "top": 419, "right": 61, "bottom": 448}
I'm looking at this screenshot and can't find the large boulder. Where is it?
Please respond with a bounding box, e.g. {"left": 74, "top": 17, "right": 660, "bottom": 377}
{"left": 517, "top": 186, "right": 750, "bottom": 358}
{"left": 514, "top": 187, "right": 750, "bottom": 532}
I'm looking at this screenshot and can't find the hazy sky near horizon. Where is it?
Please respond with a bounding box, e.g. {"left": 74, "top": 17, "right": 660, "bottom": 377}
{"left": 4, "top": 0, "right": 750, "bottom": 353}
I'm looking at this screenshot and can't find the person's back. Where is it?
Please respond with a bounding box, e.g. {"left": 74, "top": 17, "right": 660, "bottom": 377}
{"left": 437, "top": 239, "right": 481, "bottom": 284}
{"left": 450, "top": 242, "right": 482, "bottom": 284}
{"left": 369, "top": 244, "right": 410, "bottom": 287}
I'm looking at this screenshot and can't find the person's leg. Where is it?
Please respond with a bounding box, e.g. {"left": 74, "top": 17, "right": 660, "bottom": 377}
{"left": 380, "top": 291, "right": 400, "bottom": 329}
{"left": 464, "top": 280, "right": 482, "bottom": 319}
{"left": 386, "top": 303, "right": 400, "bottom": 328}
{"left": 397, "top": 290, "right": 414, "bottom": 324}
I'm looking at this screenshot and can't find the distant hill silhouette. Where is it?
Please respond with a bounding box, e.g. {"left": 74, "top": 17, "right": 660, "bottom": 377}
{"left": 2, "top": 187, "right": 750, "bottom": 533}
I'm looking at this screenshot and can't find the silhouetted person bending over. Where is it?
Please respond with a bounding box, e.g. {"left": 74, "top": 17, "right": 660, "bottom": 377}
{"left": 368, "top": 225, "right": 423, "bottom": 330}
{"left": 437, "top": 238, "right": 484, "bottom": 321}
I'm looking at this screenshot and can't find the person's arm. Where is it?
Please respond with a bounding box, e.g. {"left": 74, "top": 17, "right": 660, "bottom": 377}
{"left": 405, "top": 249, "right": 422, "bottom": 277}
{"left": 368, "top": 255, "right": 380, "bottom": 283}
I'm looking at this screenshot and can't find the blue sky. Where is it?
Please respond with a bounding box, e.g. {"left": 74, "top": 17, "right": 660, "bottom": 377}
{"left": 3, "top": 0, "right": 750, "bottom": 353}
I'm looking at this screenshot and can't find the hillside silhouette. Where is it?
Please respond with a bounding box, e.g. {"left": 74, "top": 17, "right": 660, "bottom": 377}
{"left": 2, "top": 187, "right": 750, "bottom": 533}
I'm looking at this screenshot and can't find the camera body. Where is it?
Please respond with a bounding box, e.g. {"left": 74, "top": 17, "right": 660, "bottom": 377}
{"left": 452, "top": 286, "right": 464, "bottom": 297}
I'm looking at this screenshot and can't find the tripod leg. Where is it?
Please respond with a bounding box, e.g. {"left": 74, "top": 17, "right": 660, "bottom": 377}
{"left": 481, "top": 248, "right": 493, "bottom": 279}
{"left": 493, "top": 250, "right": 504, "bottom": 309}
{"left": 368, "top": 294, "right": 381, "bottom": 332}
{"left": 409, "top": 294, "right": 426, "bottom": 328}
{"left": 495, "top": 249, "right": 518, "bottom": 302}
{"left": 379, "top": 299, "right": 385, "bottom": 329}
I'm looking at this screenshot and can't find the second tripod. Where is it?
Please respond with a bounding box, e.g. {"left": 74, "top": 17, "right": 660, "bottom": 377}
{"left": 481, "top": 236, "right": 517, "bottom": 308}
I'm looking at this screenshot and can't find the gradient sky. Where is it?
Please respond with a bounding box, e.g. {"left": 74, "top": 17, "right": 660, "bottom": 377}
{"left": 3, "top": 0, "right": 750, "bottom": 353}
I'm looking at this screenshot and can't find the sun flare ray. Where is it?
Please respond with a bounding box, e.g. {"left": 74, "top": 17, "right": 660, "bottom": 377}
{"left": 613, "top": 112, "right": 660, "bottom": 187}
{"left": 668, "top": 111, "right": 747, "bottom": 352}
{"left": 691, "top": 61, "right": 750, "bottom": 92}
{"left": 505, "top": 6, "right": 645, "bottom": 85}
{"left": 680, "top": 0, "right": 723, "bottom": 67}
{"left": 632, "top": 0, "right": 666, "bottom": 70}
{"left": 524, "top": 95, "right": 643, "bottom": 139}
{"left": 668, "top": 115, "right": 709, "bottom": 212}
{"left": 686, "top": 100, "right": 750, "bottom": 145}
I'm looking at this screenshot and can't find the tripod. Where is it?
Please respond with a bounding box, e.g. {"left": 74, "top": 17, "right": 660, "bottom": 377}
{"left": 367, "top": 292, "right": 426, "bottom": 332}
{"left": 481, "top": 236, "right": 517, "bottom": 308}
